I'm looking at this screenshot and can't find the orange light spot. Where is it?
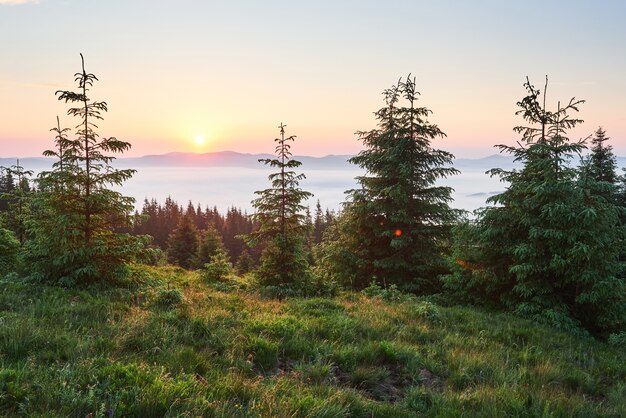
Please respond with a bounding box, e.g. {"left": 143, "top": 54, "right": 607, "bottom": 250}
{"left": 394, "top": 229, "right": 402, "bottom": 237}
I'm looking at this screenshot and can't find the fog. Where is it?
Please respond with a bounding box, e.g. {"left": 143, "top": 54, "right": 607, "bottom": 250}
{"left": 119, "top": 165, "right": 505, "bottom": 214}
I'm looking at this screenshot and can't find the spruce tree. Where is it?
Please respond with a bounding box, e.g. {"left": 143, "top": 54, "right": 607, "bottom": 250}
{"left": 27, "top": 54, "right": 145, "bottom": 285}
{"left": 469, "top": 77, "right": 625, "bottom": 335}
{"left": 313, "top": 200, "right": 325, "bottom": 244}
{"left": 0, "top": 170, "right": 15, "bottom": 213}
{"left": 192, "top": 225, "right": 225, "bottom": 269}
{"left": 0, "top": 227, "right": 19, "bottom": 276}
{"left": 588, "top": 127, "right": 617, "bottom": 184}
{"left": 337, "top": 75, "right": 459, "bottom": 291}
{"left": 167, "top": 214, "right": 199, "bottom": 269}
{"left": 235, "top": 249, "right": 255, "bottom": 275}
{"left": 247, "top": 123, "right": 313, "bottom": 286}
{"left": 1, "top": 161, "right": 33, "bottom": 244}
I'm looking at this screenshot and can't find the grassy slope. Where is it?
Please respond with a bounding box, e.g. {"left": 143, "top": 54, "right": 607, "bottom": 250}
{"left": 0, "top": 265, "right": 624, "bottom": 417}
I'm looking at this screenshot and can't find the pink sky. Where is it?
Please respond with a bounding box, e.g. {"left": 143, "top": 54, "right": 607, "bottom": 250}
{"left": 1, "top": 1, "right": 625, "bottom": 159}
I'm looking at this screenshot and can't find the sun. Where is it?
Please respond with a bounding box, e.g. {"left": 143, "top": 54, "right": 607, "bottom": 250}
{"left": 194, "top": 135, "right": 206, "bottom": 146}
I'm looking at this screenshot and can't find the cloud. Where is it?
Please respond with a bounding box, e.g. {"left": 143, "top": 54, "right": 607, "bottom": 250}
{"left": 0, "top": 0, "right": 40, "bottom": 5}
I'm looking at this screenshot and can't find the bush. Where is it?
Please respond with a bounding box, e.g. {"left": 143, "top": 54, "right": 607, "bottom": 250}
{"left": 362, "top": 281, "right": 413, "bottom": 302}
{"left": 410, "top": 301, "right": 442, "bottom": 323}
{"left": 608, "top": 332, "right": 626, "bottom": 347}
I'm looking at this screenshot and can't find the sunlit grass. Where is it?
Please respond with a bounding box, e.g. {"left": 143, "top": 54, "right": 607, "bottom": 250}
{"left": 0, "top": 265, "right": 624, "bottom": 416}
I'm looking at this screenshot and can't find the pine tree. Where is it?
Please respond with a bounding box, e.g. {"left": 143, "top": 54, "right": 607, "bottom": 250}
{"left": 313, "top": 200, "right": 325, "bottom": 244}
{"left": 247, "top": 123, "right": 313, "bottom": 286}
{"left": 468, "top": 77, "right": 625, "bottom": 335}
{"left": 27, "top": 54, "right": 145, "bottom": 285}
{"left": 588, "top": 127, "right": 617, "bottom": 184}
{"left": 0, "top": 227, "right": 19, "bottom": 276}
{"left": 192, "top": 225, "right": 225, "bottom": 269}
{"left": 167, "top": 214, "right": 199, "bottom": 269}
{"left": 1, "top": 161, "right": 33, "bottom": 244}
{"left": 337, "top": 75, "right": 459, "bottom": 291}
{"left": 0, "top": 170, "right": 15, "bottom": 213}
{"left": 235, "top": 249, "right": 255, "bottom": 275}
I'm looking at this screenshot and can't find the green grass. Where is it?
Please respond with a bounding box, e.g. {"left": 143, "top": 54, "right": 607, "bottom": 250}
{"left": 0, "top": 264, "right": 624, "bottom": 417}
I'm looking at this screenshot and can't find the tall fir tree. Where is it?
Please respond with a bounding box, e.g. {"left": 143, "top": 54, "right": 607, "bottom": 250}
{"left": 0, "top": 161, "right": 33, "bottom": 244}
{"left": 588, "top": 127, "right": 617, "bottom": 184}
{"left": 167, "top": 213, "right": 200, "bottom": 269}
{"left": 459, "top": 77, "right": 625, "bottom": 336}
{"left": 27, "top": 54, "right": 145, "bottom": 285}
{"left": 334, "top": 76, "right": 459, "bottom": 291}
{"left": 313, "top": 200, "right": 325, "bottom": 244}
{"left": 192, "top": 225, "right": 226, "bottom": 269}
{"left": 247, "top": 123, "right": 313, "bottom": 286}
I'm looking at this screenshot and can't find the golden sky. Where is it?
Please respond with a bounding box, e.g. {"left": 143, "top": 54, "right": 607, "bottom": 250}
{"left": 1, "top": 0, "right": 625, "bottom": 158}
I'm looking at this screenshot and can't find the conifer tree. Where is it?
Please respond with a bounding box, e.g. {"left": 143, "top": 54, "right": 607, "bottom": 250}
{"left": 247, "top": 123, "right": 313, "bottom": 286}
{"left": 335, "top": 76, "right": 459, "bottom": 291}
{"left": 0, "top": 170, "right": 15, "bottom": 212}
{"left": 313, "top": 200, "right": 325, "bottom": 244}
{"left": 0, "top": 227, "right": 19, "bottom": 276}
{"left": 1, "top": 161, "right": 33, "bottom": 244}
{"left": 192, "top": 225, "right": 225, "bottom": 269}
{"left": 465, "top": 77, "right": 625, "bottom": 335}
{"left": 235, "top": 249, "right": 255, "bottom": 275}
{"left": 588, "top": 127, "right": 617, "bottom": 184}
{"left": 167, "top": 214, "right": 199, "bottom": 269}
{"left": 27, "top": 54, "right": 145, "bottom": 284}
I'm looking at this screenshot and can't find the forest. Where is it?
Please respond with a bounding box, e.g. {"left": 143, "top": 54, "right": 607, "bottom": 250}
{"left": 0, "top": 57, "right": 625, "bottom": 416}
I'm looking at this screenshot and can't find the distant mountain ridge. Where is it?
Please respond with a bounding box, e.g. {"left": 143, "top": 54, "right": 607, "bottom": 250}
{"left": 2, "top": 151, "right": 625, "bottom": 172}
{"left": 0, "top": 151, "right": 355, "bottom": 171}
{"left": 122, "top": 151, "right": 356, "bottom": 170}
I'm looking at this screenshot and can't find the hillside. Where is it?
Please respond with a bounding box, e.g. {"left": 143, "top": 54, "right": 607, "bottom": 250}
{"left": 0, "top": 266, "right": 623, "bottom": 417}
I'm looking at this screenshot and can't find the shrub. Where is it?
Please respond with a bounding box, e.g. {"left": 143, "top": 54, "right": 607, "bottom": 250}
{"left": 362, "top": 281, "right": 412, "bottom": 302}
{"left": 608, "top": 332, "right": 626, "bottom": 347}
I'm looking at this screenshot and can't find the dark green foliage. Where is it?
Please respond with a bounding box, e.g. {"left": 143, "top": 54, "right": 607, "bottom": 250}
{"left": 27, "top": 54, "right": 146, "bottom": 285}
{"left": 587, "top": 127, "right": 617, "bottom": 185}
{"left": 0, "top": 228, "right": 19, "bottom": 276}
{"left": 312, "top": 199, "right": 326, "bottom": 244}
{"left": 234, "top": 249, "right": 255, "bottom": 275}
{"left": 330, "top": 76, "right": 459, "bottom": 291}
{"left": 247, "top": 123, "right": 313, "bottom": 287}
{"left": 441, "top": 220, "right": 505, "bottom": 307}
{"left": 255, "top": 233, "right": 312, "bottom": 287}
{"left": 0, "top": 170, "right": 15, "bottom": 213}
{"left": 314, "top": 210, "right": 365, "bottom": 290}
{"left": 133, "top": 198, "right": 259, "bottom": 263}
{"left": 0, "top": 161, "right": 33, "bottom": 244}
{"left": 608, "top": 331, "right": 626, "bottom": 347}
{"left": 166, "top": 214, "right": 199, "bottom": 269}
{"left": 361, "top": 281, "right": 409, "bottom": 302}
{"left": 455, "top": 77, "right": 626, "bottom": 336}
{"left": 192, "top": 225, "right": 224, "bottom": 269}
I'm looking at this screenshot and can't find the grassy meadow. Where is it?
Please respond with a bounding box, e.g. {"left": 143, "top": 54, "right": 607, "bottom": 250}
{"left": 0, "top": 265, "right": 624, "bottom": 417}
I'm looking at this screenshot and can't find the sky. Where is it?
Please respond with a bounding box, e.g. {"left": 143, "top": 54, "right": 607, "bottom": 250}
{"left": 1, "top": 0, "right": 625, "bottom": 158}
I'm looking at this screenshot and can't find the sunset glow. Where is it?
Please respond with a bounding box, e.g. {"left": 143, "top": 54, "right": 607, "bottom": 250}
{"left": 194, "top": 135, "right": 206, "bottom": 146}
{"left": 1, "top": 1, "right": 625, "bottom": 158}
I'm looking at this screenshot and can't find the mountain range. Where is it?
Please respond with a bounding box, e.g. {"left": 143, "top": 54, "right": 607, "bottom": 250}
{"left": 1, "top": 151, "right": 528, "bottom": 171}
